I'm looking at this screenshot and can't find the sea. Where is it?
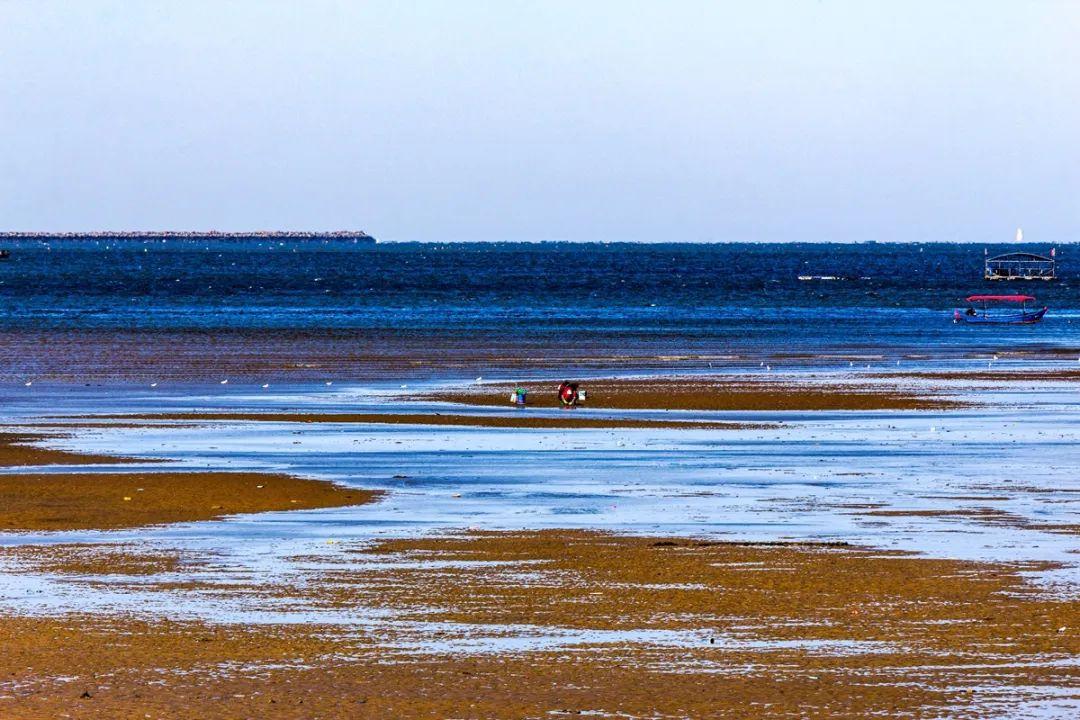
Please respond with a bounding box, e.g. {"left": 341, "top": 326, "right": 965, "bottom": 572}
{"left": 2, "top": 239, "right": 1079, "bottom": 676}
{"left": 0, "top": 239, "right": 1076, "bottom": 382}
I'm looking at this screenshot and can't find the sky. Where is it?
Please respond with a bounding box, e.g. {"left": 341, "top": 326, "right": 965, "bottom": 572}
{"left": 1, "top": 1, "right": 1078, "bottom": 243}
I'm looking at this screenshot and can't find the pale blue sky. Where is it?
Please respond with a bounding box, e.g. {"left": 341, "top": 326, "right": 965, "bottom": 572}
{"left": 1, "top": 1, "right": 1077, "bottom": 242}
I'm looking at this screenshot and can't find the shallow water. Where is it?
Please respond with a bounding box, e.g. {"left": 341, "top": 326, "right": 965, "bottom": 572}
{"left": 2, "top": 369, "right": 1077, "bottom": 617}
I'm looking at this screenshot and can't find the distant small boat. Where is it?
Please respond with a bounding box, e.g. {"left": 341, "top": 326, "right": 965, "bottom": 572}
{"left": 797, "top": 275, "right": 872, "bottom": 282}
{"left": 954, "top": 294, "right": 1047, "bottom": 324}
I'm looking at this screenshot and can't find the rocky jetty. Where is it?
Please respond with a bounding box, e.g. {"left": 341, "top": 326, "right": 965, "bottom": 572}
{"left": 0, "top": 230, "right": 376, "bottom": 242}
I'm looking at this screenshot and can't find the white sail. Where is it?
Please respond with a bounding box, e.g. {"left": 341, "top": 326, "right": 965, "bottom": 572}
{"left": 1016, "top": 227, "right": 1023, "bottom": 243}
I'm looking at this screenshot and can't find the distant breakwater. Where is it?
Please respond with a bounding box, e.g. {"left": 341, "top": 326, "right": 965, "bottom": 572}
{"left": 0, "top": 231, "right": 375, "bottom": 242}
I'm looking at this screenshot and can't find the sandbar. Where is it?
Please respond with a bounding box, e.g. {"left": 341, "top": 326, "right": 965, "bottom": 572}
{"left": 424, "top": 376, "right": 960, "bottom": 411}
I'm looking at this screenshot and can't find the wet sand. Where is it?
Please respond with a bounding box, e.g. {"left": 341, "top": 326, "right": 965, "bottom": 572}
{"left": 0, "top": 431, "right": 377, "bottom": 531}
{"left": 0, "top": 613, "right": 960, "bottom": 720}
{"left": 0, "top": 432, "right": 140, "bottom": 467}
{"left": 0, "top": 471, "right": 376, "bottom": 531}
{"left": 425, "top": 376, "right": 961, "bottom": 411}
{"left": 874, "top": 369, "right": 1080, "bottom": 382}
{"left": 340, "top": 531, "right": 1077, "bottom": 642}
{"left": 76, "top": 411, "right": 770, "bottom": 431}
{"left": 0, "top": 543, "right": 187, "bottom": 575}
{"left": 1, "top": 530, "right": 1076, "bottom": 718}
{"left": 6, "top": 327, "right": 1079, "bottom": 384}
{"left": 0, "top": 330, "right": 876, "bottom": 383}
{"left": 861, "top": 507, "right": 1080, "bottom": 537}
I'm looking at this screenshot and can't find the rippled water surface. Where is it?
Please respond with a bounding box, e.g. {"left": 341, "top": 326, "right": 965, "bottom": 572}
{"left": 1, "top": 240, "right": 1078, "bottom": 357}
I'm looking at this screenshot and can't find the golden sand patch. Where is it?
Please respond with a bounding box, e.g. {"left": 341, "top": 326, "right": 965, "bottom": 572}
{"left": 0, "top": 432, "right": 139, "bottom": 467}
{"left": 0, "top": 430, "right": 379, "bottom": 531}
{"left": 0, "top": 471, "right": 378, "bottom": 532}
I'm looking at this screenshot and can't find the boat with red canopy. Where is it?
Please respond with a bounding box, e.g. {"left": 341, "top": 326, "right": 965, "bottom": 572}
{"left": 954, "top": 295, "right": 1047, "bottom": 324}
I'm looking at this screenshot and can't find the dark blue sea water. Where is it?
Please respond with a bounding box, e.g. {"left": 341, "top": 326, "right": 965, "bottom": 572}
{"left": 1, "top": 240, "right": 1077, "bottom": 380}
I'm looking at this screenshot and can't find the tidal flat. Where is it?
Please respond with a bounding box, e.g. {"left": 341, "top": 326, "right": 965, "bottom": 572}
{"left": 0, "top": 365, "right": 1077, "bottom": 717}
